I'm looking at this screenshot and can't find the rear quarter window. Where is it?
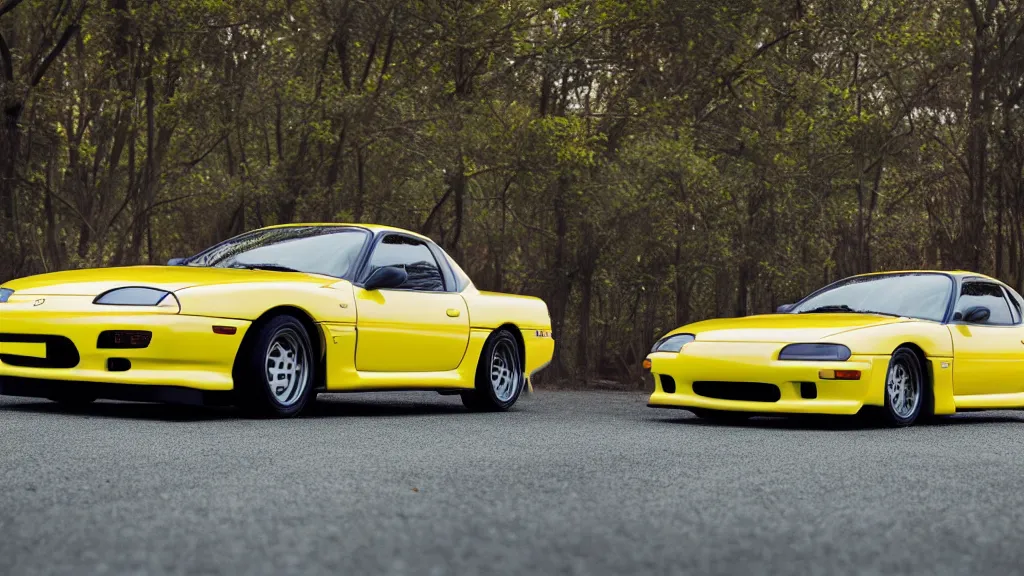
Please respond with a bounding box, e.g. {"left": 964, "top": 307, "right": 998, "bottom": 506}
{"left": 1006, "top": 286, "right": 1023, "bottom": 324}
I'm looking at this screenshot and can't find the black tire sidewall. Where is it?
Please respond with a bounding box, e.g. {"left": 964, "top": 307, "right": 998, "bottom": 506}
{"left": 240, "top": 315, "right": 316, "bottom": 417}
{"left": 470, "top": 329, "right": 524, "bottom": 411}
{"left": 883, "top": 348, "right": 925, "bottom": 427}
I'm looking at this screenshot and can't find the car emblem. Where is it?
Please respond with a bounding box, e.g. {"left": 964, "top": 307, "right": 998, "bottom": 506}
{"left": 33, "top": 298, "right": 45, "bottom": 307}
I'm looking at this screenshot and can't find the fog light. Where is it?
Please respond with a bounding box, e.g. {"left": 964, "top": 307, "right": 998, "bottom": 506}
{"left": 97, "top": 330, "right": 152, "bottom": 349}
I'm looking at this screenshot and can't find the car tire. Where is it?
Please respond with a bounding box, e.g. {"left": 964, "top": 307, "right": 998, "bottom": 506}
{"left": 690, "top": 408, "right": 751, "bottom": 423}
{"left": 236, "top": 314, "right": 317, "bottom": 418}
{"left": 461, "top": 329, "right": 524, "bottom": 412}
{"left": 879, "top": 347, "right": 928, "bottom": 427}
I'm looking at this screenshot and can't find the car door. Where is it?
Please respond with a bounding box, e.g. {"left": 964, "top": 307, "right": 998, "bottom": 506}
{"left": 949, "top": 281, "right": 1024, "bottom": 396}
{"left": 353, "top": 234, "right": 470, "bottom": 372}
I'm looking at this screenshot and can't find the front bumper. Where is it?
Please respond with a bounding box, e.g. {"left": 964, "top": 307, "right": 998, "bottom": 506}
{"left": 646, "top": 341, "right": 890, "bottom": 415}
{"left": 0, "top": 305, "right": 250, "bottom": 393}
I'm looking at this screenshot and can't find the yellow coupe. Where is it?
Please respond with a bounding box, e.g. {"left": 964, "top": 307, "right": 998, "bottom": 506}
{"left": 646, "top": 271, "right": 1024, "bottom": 426}
{"left": 0, "top": 224, "right": 554, "bottom": 417}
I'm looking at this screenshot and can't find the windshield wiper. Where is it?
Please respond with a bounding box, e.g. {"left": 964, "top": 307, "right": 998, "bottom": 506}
{"left": 800, "top": 305, "right": 855, "bottom": 314}
{"left": 799, "top": 304, "right": 902, "bottom": 318}
{"left": 229, "top": 263, "right": 301, "bottom": 273}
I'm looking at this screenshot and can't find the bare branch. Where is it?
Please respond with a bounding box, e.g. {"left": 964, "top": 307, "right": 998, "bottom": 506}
{"left": 29, "top": 2, "right": 86, "bottom": 87}
{"left": 0, "top": 0, "right": 25, "bottom": 20}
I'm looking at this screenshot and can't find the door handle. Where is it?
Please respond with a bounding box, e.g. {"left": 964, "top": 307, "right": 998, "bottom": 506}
{"left": 447, "top": 309, "right": 461, "bottom": 318}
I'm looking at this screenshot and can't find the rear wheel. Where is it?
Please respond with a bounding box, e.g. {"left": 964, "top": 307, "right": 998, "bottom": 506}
{"left": 461, "top": 329, "right": 524, "bottom": 412}
{"left": 235, "top": 314, "right": 316, "bottom": 418}
{"left": 879, "top": 347, "right": 927, "bottom": 427}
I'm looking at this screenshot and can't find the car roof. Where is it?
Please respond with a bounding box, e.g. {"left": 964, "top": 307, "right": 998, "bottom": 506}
{"left": 255, "top": 223, "right": 432, "bottom": 242}
{"left": 851, "top": 270, "right": 996, "bottom": 281}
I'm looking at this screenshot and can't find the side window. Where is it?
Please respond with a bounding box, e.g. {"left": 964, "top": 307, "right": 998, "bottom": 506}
{"left": 955, "top": 282, "right": 1014, "bottom": 325}
{"left": 1005, "top": 286, "right": 1023, "bottom": 324}
{"left": 367, "top": 235, "right": 445, "bottom": 291}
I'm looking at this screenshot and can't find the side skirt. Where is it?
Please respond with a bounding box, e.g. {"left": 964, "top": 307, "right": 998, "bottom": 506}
{"left": 953, "top": 392, "right": 1024, "bottom": 410}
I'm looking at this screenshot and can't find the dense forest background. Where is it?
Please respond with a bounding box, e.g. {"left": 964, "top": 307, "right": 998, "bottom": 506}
{"left": 1, "top": 0, "right": 1023, "bottom": 386}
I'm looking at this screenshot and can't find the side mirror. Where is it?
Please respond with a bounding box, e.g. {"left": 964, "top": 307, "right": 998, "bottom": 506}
{"left": 364, "top": 266, "right": 408, "bottom": 291}
{"left": 167, "top": 257, "right": 187, "bottom": 266}
{"left": 777, "top": 304, "right": 794, "bottom": 313}
{"left": 963, "top": 306, "right": 991, "bottom": 324}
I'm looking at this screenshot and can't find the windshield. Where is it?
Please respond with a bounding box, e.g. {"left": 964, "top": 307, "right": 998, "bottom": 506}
{"left": 790, "top": 273, "right": 953, "bottom": 322}
{"left": 185, "top": 226, "right": 368, "bottom": 278}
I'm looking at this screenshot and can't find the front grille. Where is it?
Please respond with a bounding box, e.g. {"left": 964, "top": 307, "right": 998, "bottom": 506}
{"left": 692, "top": 381, "right": 780, "bottom": 403}
{"left": 0, "top": 334, "right": 80, "bottom": 369}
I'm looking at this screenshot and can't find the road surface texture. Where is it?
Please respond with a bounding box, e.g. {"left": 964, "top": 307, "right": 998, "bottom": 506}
{"left": 2, "top": 390, "right": 1024, "bottom": 575}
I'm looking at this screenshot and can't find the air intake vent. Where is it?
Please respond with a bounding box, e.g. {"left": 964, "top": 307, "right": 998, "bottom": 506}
{"left": 800, "top": 382, "right": 817, "bottom": 399}
{"left": 107, "top": 358, "right": 132, "bottom": 372}
{"left": 0, "top": 334, "right": 80, "bottom": 369}
{"left": 692, "top": 381, "right": 780, "bottom": 403}
{"left": 660, "top": 375, "right": 676, "bottom": 394}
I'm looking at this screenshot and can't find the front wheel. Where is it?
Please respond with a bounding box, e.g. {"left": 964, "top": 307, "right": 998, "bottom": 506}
{"left": 235, "top": 314, "right": 317, "bottom": 418}
{"left": 461, "top": 329, "right": 524, "bottom": 412}
{"left": 880, "top": 347, "right": 927, "bottom": 427}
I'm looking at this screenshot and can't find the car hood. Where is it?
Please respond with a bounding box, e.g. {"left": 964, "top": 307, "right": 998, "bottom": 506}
{"left": 1, "top": 266, "right": 332, "bottom": 296}
{"left": 675, "top": 313, "right": 910, "bottom": 343}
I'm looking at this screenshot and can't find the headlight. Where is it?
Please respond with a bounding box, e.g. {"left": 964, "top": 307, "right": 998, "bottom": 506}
{"left": 651, "top": 333, "right": 696, "bottom": 353}
{"left": 0, "top": 288, "right": 12, "bottom": 303}
{"left": 94, "top": 287, "right": 179, "bottom": 308}
{"left": 778, "top": 343, "right": 851, "bottom": 361}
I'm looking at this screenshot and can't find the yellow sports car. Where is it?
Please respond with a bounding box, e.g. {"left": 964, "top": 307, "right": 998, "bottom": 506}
{"left": 646, "top": 271, "right": 1024, "bottom": 426}
{"left": 0, "top": 224, "right": 554, "bottom": 417}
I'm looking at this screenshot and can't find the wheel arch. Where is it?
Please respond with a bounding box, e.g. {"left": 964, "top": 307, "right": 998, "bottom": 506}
{"left": 892, "top": 342, "right": 934, "bottom": 416}
{"left": 232, "top": 305, "right": 327, "bottom": 390}
{"left": 493, "top": 322, "right": 526, "bottom": 366}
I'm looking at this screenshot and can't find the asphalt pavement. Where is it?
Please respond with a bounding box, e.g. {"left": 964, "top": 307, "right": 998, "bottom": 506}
{"left": 2, "top": 390, "right": 1024, "bottom": 575}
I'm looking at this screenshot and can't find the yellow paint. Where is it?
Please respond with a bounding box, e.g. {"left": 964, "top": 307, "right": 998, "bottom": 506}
{"left": 461, "top": 288, "right": 553, "bottom": 330}
{"left": 949, "top": 324, "right": 1024, "bottom": 396}
{"left": 0, "top": 342, "right": 46, "bottom": 358}
{"left": 0, "top": 224, "right": 555, "bottom": 397}
{"left": 648, "top": 270, "right": 1024, "bottom": 417}
{"left": 352, "top": 288, "right": 470, "bottom": 372}
{"left": 0, "top": 310, "right": 248, "bottom": 390}
{"left": 953, "top": 392, "right": 1024, "bottom": 410}
{"left": 930, "top": 358, "right": 956, "bottom": 415}
{"left": 522, "top": 328, "right": 555, "bottom": 376}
